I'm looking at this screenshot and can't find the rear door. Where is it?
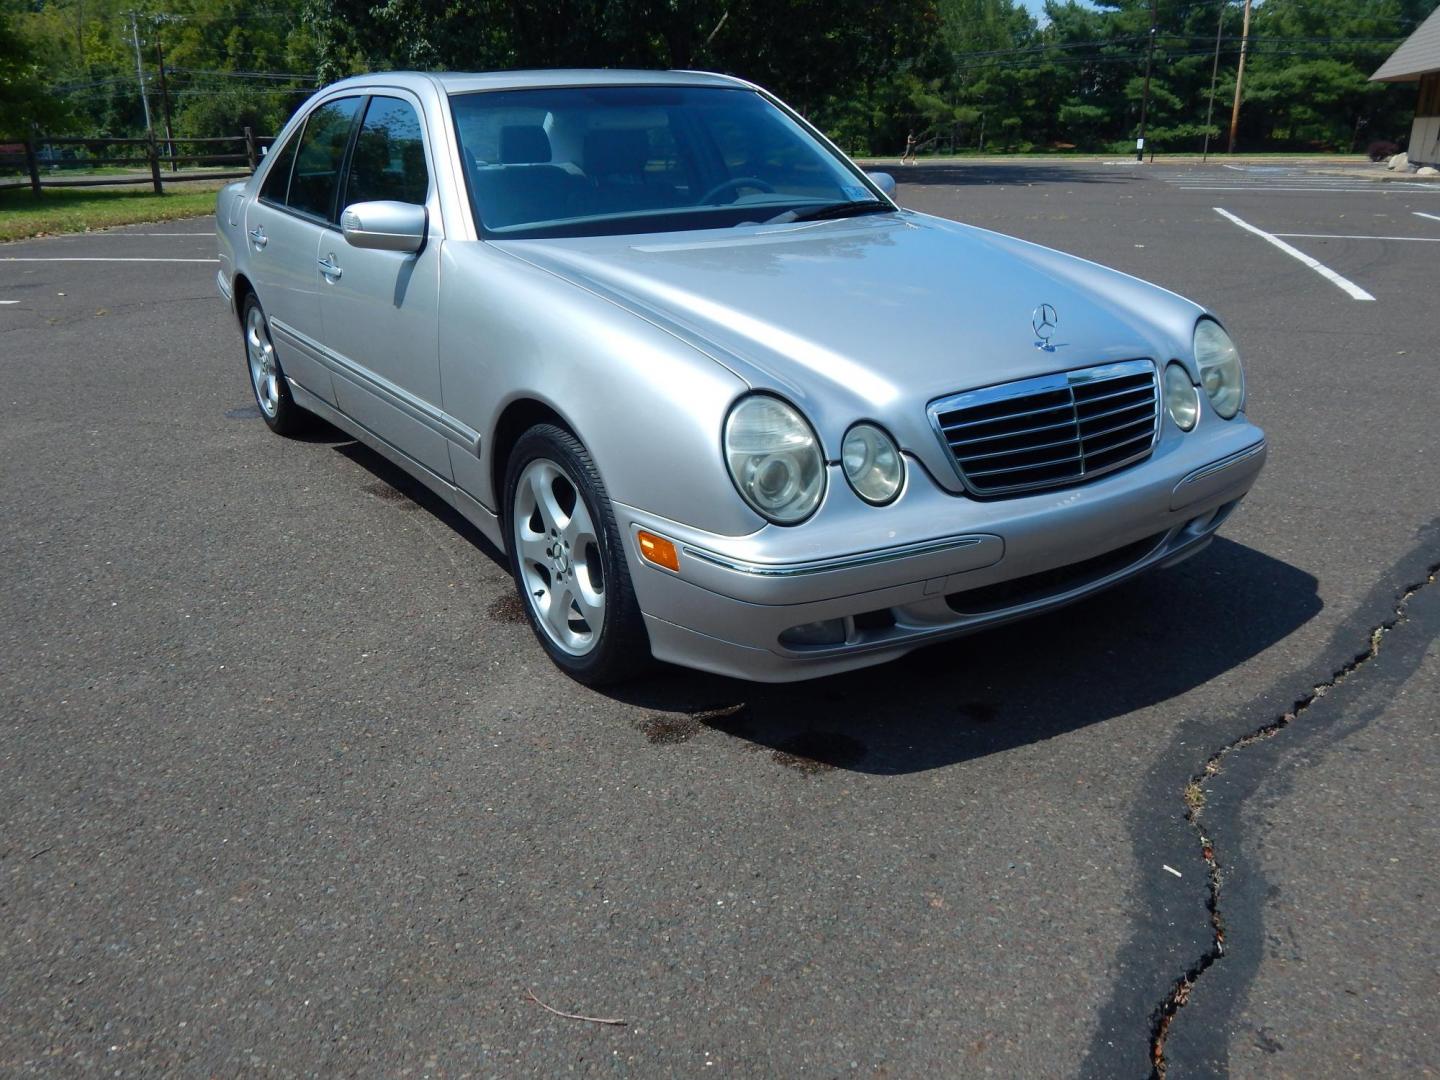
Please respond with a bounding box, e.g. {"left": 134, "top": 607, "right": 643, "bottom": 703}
{"left": 244, "top": 95, "right": 363, "bottom": 405}
{"left": 317, "top": 92, "right": 452, "bottom": 480}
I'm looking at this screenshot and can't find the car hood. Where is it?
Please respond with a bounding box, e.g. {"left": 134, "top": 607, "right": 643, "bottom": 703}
{"left": 494, "top": 211, "right": 1205, "bottom": 486}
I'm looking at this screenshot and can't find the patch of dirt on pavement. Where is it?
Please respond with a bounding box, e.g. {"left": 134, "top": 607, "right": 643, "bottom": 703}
{"left": 634, "top": 714, "right": 702, "bottom": 744}
{"left": 487, "top": 593, "right": 527, "bottom": 623}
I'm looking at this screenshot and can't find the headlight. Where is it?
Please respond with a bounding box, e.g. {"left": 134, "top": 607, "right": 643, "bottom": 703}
{"left": 1163, "top": 362, "right": 1199, "bottom": 431}
{"left": 724, "top": 395, "right": 825, "bottom": 524}
{"left": 842, "top": 423, "right": 905, "bottom": 504}
{"left": 1194, "top": 319, "right": 1244, "bottom": 419}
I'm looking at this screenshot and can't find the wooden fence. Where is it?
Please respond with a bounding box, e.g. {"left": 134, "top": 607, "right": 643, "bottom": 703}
{"left": 0, "top": 129, "right": 274, "bottom": 196}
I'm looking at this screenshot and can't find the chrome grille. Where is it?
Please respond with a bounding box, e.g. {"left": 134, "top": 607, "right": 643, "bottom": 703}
{"left": 929, "top": 359, "right": 1159, "bottom": 496}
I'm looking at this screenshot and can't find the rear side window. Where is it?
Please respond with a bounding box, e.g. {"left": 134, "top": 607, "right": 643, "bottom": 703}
{"left": 287, "top": 96, "right": 362, "bottom": 220}
{"left": 258, "top": 131, "right": 299, "bottom": 204}
{"left": 345, "top": 96, "right": 430, "bottom": 207}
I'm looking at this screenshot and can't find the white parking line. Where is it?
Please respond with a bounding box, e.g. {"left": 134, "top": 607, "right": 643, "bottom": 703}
{"left": 1214, "top": 207, "right": 1375, "bottom": 301}
{"left": 54, "top": 231, "right": 212, "bottom": 237}
{"left": 0, "top": 257, "right": 218, "bottom": 263}
{"left": 1178, "top": 186, "right": 1433, "bottom": 194}
{"left": 1165, "top": 176, "right": 1382, "bottom": 183}
{"left": 1415, "top": 211, "right": 1440, "bottom": 223}
{"left": 1159, "top": 170, "right": 1440, "bottom": 194}
{"left": 0, "top": 300, "right": 18, "bottom": 305}
{"left": 1273, "top": 233, "right": 1440, "bottom": 242}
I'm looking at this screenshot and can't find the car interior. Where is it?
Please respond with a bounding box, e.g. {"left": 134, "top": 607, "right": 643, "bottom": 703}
{"left": 451, "top": 88, "right": 863, "bottom": 233}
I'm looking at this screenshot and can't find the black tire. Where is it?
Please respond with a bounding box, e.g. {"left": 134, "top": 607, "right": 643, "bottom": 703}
{"left": 241, "top": 292, "right": 312, "bottom": 437}
{"left": 503, "top": 423, "right": 652, "bottom": 686}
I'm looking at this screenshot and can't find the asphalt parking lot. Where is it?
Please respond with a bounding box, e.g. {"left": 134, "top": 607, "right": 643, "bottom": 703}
{"left": 3, "top": 162, "right": 1438, "bottom": 1077}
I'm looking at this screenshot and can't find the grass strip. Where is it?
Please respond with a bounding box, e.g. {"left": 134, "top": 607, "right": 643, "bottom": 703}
{"left": 0, "top": 184, "right": 224, "bottom": 242}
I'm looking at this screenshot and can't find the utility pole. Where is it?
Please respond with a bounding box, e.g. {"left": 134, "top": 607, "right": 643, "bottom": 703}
{"left": 1227, "top": 0, "right": 1253, "bottom": 153}
{"left": 127, "top": 11, "right": 154, "bottom": 137}
{"left": 154, "top": 36, "right": 177, "bottom": 171}
{"left": 1136, "top": 0, "right": 1158, "bottom": 163}
{"left": 1202, "top": 0, "right": 1226, "bottom": 161}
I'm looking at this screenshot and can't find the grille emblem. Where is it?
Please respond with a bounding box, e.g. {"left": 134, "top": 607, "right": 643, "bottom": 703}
{"left": 1032, "top": 303, "right": 1058, "bottom": 350}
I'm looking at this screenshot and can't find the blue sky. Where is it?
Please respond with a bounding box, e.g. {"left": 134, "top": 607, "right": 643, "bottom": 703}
{"left": 1019, "top": 0, "right": 1096, "bottom": 22}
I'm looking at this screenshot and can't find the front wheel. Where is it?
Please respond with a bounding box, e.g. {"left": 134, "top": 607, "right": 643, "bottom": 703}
{"left": 242, "top": 293, "right": 311, "bottom": 436}
{"left": 504, "top": 424, "right": 651, "bottom": 685}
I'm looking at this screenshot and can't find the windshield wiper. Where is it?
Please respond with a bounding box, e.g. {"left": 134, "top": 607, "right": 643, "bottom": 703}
{"left": 761, "top": 200, "right": 892, "bottom": 225}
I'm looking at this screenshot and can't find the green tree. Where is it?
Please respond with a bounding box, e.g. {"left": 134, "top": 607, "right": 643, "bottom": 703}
{"left": 2, "top": 4, "right": 72, "bottom": 134}
{"left": 302, "top": 0, "right": 941, "bottom": 154}
{"left": 926, "top": 0, "right": 1042, "bottom": 151}
{"left": 11, "top": 0, "right": 1436, "bottom": 154}
{"left": 1241, "top": 0, "right": 1434, "bottom": 151}
{"left": 14, "top": 0, "right": 319, "bottom": 140}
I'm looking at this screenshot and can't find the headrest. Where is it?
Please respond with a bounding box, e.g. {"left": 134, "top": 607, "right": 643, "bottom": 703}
{"left": 499, "top": 125, "right": 551, "bottom": 164}
{"left": 584, "top": 128, "right": 649, "bottom": 177}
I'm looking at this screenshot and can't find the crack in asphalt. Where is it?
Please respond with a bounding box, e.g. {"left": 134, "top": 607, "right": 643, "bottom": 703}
{"left": 1147, "top": 560, "right": 1440, "bottom": 1079}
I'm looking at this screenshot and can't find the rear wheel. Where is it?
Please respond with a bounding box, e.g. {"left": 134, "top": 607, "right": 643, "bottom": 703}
{"left": 242, "top": 293, "right": 310, "bottom": 436}
{"left": 504, "top": 424, "right": 651, "bottom": 685}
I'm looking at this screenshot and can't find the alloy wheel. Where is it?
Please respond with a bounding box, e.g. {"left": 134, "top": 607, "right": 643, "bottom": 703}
{"left": 245, "top": 304, "right": 281, "bottom": 418}
{"left": 511, "top": 457, "right": 606, "bottom": 656}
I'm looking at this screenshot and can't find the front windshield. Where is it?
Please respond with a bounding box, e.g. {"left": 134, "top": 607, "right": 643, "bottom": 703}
{"left": 449, "top": 85, "right": 885, "bottom": 238}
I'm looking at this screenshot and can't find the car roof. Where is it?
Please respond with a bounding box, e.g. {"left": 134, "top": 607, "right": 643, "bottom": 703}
{"left": 320, "top": 69, "right": 755, "bottom": 96}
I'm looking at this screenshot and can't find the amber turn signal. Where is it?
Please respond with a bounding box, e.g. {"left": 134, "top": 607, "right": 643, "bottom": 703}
{"left": 636, "top": 530, "right": 680, "bottom": 572}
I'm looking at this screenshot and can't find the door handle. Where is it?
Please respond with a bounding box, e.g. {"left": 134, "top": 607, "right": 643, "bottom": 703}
{"left": 248, "top": 226, "right": 267, "bottom": 249}
{"left": 318, "top": 255, "right": 342, "bottom": 281}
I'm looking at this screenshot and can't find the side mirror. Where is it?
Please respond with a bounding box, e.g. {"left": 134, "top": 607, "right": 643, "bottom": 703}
{"left": 340, "top": 200, "right": 427, "bottom": 253}
{"left": 866, "top": 171, "right": 897, "bottom": 198}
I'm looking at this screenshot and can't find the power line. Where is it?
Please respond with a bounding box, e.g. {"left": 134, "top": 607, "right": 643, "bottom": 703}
{"left": 953, "top": 44, "right": 1410, "bottom": 73}
{"left": 943, "top": 31, "right": 1403, "bottom": 66}
{"left": 166, "top": 68, "right": 318, "bottom": 81}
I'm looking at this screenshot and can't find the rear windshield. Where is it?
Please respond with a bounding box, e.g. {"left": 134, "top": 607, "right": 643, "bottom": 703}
{"left": 448, "top": 85, "right": 880, "bottom": 238}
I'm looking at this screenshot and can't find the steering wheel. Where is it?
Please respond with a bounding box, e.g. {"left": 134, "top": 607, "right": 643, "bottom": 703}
{"left": 699, "top": 176, "right": 776, "bottom": 205}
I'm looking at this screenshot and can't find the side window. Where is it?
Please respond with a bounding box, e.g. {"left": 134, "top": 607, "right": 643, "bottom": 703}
{"left": 287, "top": 96, "right": 362, "bottom": 220}
{"left": 258, "top": 130, "right": 299, "bottom": 205}
{"left": 345, "top": 96, "right": 430, "bottom": 207}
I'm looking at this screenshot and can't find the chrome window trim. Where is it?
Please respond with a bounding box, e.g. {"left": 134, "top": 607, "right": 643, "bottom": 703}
{"left": 927, "top": 358, "right": 1160, "bottom": 498}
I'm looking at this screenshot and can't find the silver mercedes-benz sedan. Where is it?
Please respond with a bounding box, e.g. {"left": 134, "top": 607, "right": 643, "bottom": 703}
{"left": 215, "top": 69, "right": 1267, "bottom": 684}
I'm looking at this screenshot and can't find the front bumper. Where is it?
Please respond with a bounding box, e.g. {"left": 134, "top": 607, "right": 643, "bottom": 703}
{"left": 618, "top": 419, "right": 1267, "bottom": 682}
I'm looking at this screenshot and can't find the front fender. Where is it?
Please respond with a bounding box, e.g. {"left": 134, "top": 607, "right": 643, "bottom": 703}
{"left": 438, "top": 241, "right": 763, "bottom": 537}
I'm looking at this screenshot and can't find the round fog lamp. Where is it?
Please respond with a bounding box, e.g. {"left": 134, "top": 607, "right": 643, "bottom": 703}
{"left": 841, "top": 423, "right": 905, "bottom": 504}
{"left": 1164, "top": 362, "right": 1199, "bottom": 431}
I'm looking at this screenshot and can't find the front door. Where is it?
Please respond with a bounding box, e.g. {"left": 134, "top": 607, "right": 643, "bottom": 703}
{"left": 318, "top": 93, "right": 450, "bottom": 481}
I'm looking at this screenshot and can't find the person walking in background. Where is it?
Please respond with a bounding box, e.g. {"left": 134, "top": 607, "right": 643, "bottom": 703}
{"left": 902, "top": 131, "right": 917, "bottom": 165}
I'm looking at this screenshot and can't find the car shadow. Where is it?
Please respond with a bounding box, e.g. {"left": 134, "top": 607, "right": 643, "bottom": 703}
{"left": 332, "top": 438, "right": 1318, "bottom": 777}
{"left": 331, "top": 437, "right": 508, "bottom": 558}
{"left": 603, "top": 539, "right": 1319, "bottom": 775}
